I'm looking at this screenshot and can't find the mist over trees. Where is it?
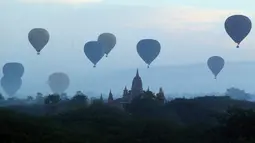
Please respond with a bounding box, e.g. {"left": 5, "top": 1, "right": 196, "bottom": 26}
{"left": 1, "top": 89, "right": 255, "bottom": 143}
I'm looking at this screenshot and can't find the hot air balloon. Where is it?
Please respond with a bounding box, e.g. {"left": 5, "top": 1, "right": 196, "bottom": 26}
{"left": 98, "top": 33, "right": 116, "bottom": 57}
{"left": 225, "top": 15, "right": 252, "bottom": 48}
{"left": 137, "top": 39, "right": 161, "bottom": 68}
{"left": 48, "top": 72, "right": 70, "bottom": 94}
{"left": 28, "top": 28, "right": 50, "bottom": 55}
{"left": 3, "top": 62, "right": 24, "bottom": 78}
{"left": 207, "top": 56, "right": 225, "bottom": 79}
{"left": 84, "top": 41, "right": 104, "bottom": 68}
{"left": 1, "top": 76, "right": 22, "bottom": 96}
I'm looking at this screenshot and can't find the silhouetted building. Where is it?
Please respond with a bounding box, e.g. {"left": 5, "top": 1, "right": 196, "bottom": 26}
{"left": 122, "top": 86, "right": 132, "bottom": 102}
{"left": 108, "top": 90, "right": 114, "bottom": 103}
{"left": 156, "top": 87, "right": 166, "bottom": 104}
{"left": 108, "top": 69, "right": 146, "bottom": 109}
{"left": 123, "top": 86, "right": 128, "bottom": 98}
{"left": 100, "top": 94, "right": 104, "bottom": 102}
{"left": 120, "top": 69, "right": 144, "bottom": 103}
{"left": 131, "top": 69, "right": 143, "bottom": 98}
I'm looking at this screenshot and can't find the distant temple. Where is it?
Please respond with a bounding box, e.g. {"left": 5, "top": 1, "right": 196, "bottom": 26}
{"left": 131, "top": 69, "right": 143, "bottom": 98}
{"left": 106, "top": 69, "right": 143, "bottom": 107}
{"left": 156, "top": 87, "right": 166, "bottom": 104}
{"left": 108, "top": 90, "right": 114, "bottom": 103}
{"left": 120, "top": 69, "right": 144, "bottom": 103}
{"left": 107, "top": 69, "right": 165, "bottom": 108}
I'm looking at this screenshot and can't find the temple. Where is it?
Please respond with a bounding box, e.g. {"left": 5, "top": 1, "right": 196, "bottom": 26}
{"left": 107, "top": 69, "right": 165, "bottom": 108}
{"left": 121, "top": 69, "right": 144, "bottom": 103}
{"left": 131, "top": 69, "right": 143, "bottom": 98}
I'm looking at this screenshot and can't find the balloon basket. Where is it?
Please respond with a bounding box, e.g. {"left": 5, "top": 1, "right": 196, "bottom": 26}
{"left": 236, "top": 43, "right": 240, "bottom": 48}
{"left": 93, "top": 65, "right": 96, "bottom": 68}
{"left": 105, "top": 55, "right": 108, "bottom": 57}
{"left": 37, "top": 52, "right": 40, "bottom": 55}
{"left": 147, "top": 65, "right": 150, "bottom": 68}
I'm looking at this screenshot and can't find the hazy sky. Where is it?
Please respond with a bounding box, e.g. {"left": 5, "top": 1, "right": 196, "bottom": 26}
{"left": 1, "top": 0, "right": 255, "bottom": 70}
{"left": 1, "top": 0, "right": 255, "bottom": 96}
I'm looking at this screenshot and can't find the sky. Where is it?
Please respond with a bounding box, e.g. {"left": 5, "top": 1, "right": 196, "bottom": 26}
{"left": 1, "top": 0, "right": 255, "bottom": 96}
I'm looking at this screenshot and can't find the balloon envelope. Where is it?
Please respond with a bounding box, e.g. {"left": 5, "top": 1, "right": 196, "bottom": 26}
{"left": 84, "top": 41, "right": 104, "bottom": 67}
{"left": 207, "top": 56, "right": 225, "bottom": 79}
{"left": 48, "top": 72, "right": 70, "bottom": 94}
{"left": 137, "top": 39, "right": 161, "bottom": 67}
{"left": 28, "top": 28, "right": 50, "bottom": 54}
{"left": 3, "top": 62, "right": 24, "bottom": 78}
{"left": 1, "top": 76, "right": 22, "bottom": 96}
{"left": 225, "top": 15, "right": 252, "bottom": 47}
{"left": 98, "top": 33, "right": 116, "bottom": 56}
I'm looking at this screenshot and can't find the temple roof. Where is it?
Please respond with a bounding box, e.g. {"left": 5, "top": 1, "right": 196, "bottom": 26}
{"left": 136, "top": 68, "right": 139, "bottom": 77}
{"left": 132, "top": 69, "right": 143, "bottom": 90}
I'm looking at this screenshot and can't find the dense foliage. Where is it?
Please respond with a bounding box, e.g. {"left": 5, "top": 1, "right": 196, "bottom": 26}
{"left": 1, "top": 92, "right": 255, "bottom": 143}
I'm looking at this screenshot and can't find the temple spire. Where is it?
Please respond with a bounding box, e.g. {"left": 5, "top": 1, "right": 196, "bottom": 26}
{"left": 131, "top": 69, "right": 143, "bottom": 99}
{"left": 100, "top": 94, "right": 103, "bottom": 101}
{"left": 156, "top": 87, "right": 165, "bottom": 104}
{"left": 136, "top": 69, "right": 139, "bottom": 77}
{"left": 159, "top": 87, "right": 164, "bottom": 94}
{"left": 123, "top": 86, "right": 128, "bottom": 97}
{"left": 108, "top": 90, "right": 113, "bottom": 103}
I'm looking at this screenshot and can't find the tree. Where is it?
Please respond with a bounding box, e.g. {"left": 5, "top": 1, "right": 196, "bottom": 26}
{"left": 226, "top": 87, "right": 251, "bottom": 101}
{"left": 7, "top": 97, "right": 16, "bottom": 101}
{"left": 44, "top": 94, "right": 61, "bottom": 115}
{"left": 60, "top": 93, "right": 69, "bottom": 101}
{"left": 92, "top": 99, "right": 102, "bottom": 105}
{"left": 36, "top": 92, "right": 44, "bottom": 104}
{"left": 141, "top": 90, "right": 156, "bottom": 100}
{"left": 91, "top": 98, "right": 104, "bottom": 105}
{"left": 0, "top": 93, "right": 4, "bottom": 101}
{"left": 128, "top": 92, "right": 163, "bottom": 119}
{"left": 44, "top": 94, "right": 61, "bottom": 105}
{"left": 215, "top": 108, "right": 255, "bottom": 142}
{"left": 71, "top": 91, "right": 88, "bottom": 107}
{"left": 27, "top": 96, "right": 34, "bottom": 101}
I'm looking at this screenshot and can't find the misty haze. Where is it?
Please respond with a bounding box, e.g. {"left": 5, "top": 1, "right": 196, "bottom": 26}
{"left": 1, "top": 0, "right": 255, "bottom": 143}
